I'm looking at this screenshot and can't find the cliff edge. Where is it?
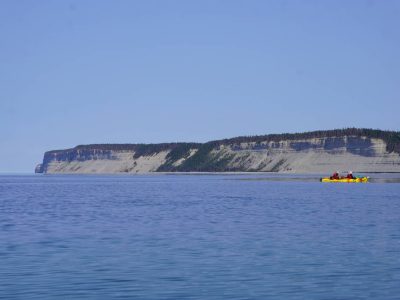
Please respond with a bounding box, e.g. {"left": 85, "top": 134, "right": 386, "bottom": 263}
{"left": 36, "top": 128, "right": 400, "bottom": 174}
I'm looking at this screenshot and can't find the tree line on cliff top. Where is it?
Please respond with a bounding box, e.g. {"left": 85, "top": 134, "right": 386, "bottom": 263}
{"left": 49, "top": 128, "right": 400, "bottom": 156}
{"left": 217, "top": 128, "right": 400, "bottom": 154}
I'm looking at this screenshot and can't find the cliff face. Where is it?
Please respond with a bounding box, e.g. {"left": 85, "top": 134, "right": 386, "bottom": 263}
{"left": 35, "top": 143, "right": 199, "bottom": 174}
{"left": 36, "top": 129, "right": 400, "bottom": 174}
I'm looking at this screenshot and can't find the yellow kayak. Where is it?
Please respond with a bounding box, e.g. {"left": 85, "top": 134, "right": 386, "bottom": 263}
{"left": 320, "top": 177, "right": 369, "bottom": 183}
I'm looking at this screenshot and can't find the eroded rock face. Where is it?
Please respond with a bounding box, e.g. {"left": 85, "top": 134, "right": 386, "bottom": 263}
{"left": 35, "top": 144, "right": 200, "bottom": 174}
{"left": 220, "top": 137, "right": 400, "bottom": 173}
{"left": 36, "top": 130, "right": 400, "bottom": 174}
{"left": 35, "top": 164, "right": 43, "bottom": 173}
{"left": 39, "top": 151, "right": 170, "bottom": 174}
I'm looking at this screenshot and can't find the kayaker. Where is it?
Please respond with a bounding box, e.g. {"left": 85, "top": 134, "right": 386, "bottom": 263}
{"left": 330, "top": 171, "right": 340, "bottom": 180}
{"left": 346, "top": 171, "right": 354, "bottom": 179}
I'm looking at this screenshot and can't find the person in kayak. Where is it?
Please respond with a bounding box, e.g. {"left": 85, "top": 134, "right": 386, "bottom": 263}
{"left": 330, "top": 171, "right": 340, "bottom": 180}
{"left": 346, "top": 171, "right": 354, "bottom": 179}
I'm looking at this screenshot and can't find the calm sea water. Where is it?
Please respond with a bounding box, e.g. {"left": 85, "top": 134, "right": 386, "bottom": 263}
{"left": 1, "top": 174, "right": 400, "bottom": 299}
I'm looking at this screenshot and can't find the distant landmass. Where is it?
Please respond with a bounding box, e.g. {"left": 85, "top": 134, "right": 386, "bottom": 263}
{"left": 36, "top": 128, "right": 400, "bottom": 174}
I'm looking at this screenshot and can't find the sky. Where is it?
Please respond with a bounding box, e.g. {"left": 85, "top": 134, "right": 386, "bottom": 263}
{"left": 1, "top": 0, "right": 399, "bottom": 172}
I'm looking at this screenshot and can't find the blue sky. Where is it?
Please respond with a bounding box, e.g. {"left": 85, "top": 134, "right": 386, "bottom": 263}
{"left": 1, "top": 0, "right": 399, "bottom": 172}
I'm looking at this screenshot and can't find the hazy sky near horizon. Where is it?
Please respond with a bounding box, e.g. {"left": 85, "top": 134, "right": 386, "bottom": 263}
{"left": 1, "top": 0, "right": 399, "bottom": 172}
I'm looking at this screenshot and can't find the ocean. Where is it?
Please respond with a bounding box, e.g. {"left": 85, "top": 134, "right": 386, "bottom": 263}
{"left": 1, "top": 174, "right": 400, "bottom": 299}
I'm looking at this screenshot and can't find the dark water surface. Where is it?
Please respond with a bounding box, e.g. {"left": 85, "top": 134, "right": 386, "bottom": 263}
{"left": 1, "top": 174, "right": 400, "bottom": 299}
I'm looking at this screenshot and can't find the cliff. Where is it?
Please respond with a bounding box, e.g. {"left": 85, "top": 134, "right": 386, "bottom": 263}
{"left": 36, "top": 128, "right": 400, "bottom": 174}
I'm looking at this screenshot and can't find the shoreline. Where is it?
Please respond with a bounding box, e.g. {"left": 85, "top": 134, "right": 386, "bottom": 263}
{"left": 33, "top": 171, "right": 400, "bottom": 176}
